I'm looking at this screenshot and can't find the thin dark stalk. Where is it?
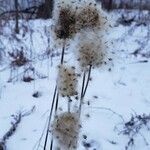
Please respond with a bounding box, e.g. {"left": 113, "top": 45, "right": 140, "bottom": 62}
{"left": 82, "top": 65, "right": 92, "bottom": 98}
{"left": 54, "top": 40, "right": 66, "bottom": 115}
{"left": 54, "top": 92, "right": 59, "bottom": 114}
{"left": 45, "top": 39, "right": 66, "bottom": 150}
{"left": 79, "top": 65, "right": 92, "bottom": 116}
{"left": 34, "top": 117, "right": 49, "bottom": 150}
{"left": 60, "top": 40, "right": 66, "bottom": 65}
{"left": 79, "top": 71, "right": 86, "bottom": 114}
{"left": 43, "top": 85, "right": 57, "bottom": 150}
{"left": 50, "top": 137, "right": 53, "bottom": 150}
{"left": 81, "top": 71, "right": 86, "bottom": 99}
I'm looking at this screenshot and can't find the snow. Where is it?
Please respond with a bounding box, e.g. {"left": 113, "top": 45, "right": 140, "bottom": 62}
{"left": 0, "top": 12, "right": 150, "bottom": 150}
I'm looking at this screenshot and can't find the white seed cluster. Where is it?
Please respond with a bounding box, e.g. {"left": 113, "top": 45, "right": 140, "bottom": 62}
{"left": 52, "top": 0, "right": 80, "bottom": 41}
{"left": 51, "top": 112, "right": 80, "bottom": 150}
{"left": 51, "top": 0, "right": 110, "bottom": 47}
{"left": 76, "top": 0, "right": 108, "bottom": 31}
{"left": 76, "top": 30, "right": 106, "bottom": 70}
{"left": 76, "top": 5, "right": 100, "bottom": 30}
{"left": 57, "top": 65, "right": 78, "bottom": 97}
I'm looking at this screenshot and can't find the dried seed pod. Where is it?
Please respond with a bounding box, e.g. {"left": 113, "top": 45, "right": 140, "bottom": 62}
{"left": 75, "top": 30, "right": 106, "bottom": 71}
{"left": 51, "top": 112, "right": 80, "bottom": 150}
{"left": 52, "top": 0, "right": 80, "bottom": 41}
{"left": 76, "top": 1, "right": 109, "bottom": 31}
{"left": 55, "top": 8, "right": 77, "bottom": 39}
{"left": 57, "top": 65, "right": 78, "bottom": 97}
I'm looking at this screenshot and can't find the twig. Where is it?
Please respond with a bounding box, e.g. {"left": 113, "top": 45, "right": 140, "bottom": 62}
{"left": 87, "top": 106, "right": 125, "bottom": 122}
{"left": 0, "top": 106, "right": 35, "bottom": 149}
{"left": 43, "top": 39, "right": 66, "bottom": 150}
{"left": 116, "top": 113, "right": 150, "bottom": 149}
{"left": 79, "top": 71, "right": 86, "bottom": 115}
{"left": 43, "top": 85, "right": 57, "bottom": 150}
{"left": 50, "top": 137, "right": 53, "bottom": 150}
{"left": 60, "top": 40, "right": 66, "bottom": 65}
{"left": 32, "top": 117, "right": 49, "bottom": 150}
{"left": 82, "top": 65, "right": 92, "bottom": 98}
{"left": 79, "top": 65, "right": 92, "bottom": 116}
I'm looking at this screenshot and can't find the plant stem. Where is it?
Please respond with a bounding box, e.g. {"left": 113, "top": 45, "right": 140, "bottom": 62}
{"left": 54, "top": 40, "right": 66, "bottom": 114}
{"left": 50, "top": 137, "right": 53, "bottom": 150}
{"left": 79, "top": 65, "right": 92, "bottom": 116}
{"left": 43, "top": 85, "right": 57, "bottom": 150}
{"left": 79, "top": 71, "right": 86, "bottom": 115}
{"left": 82, "top": 65, "right": 92, "bottom": 98}
{"left": 54, "top": 92, "right": 59, "bottom": 114}
{"left": 81, "top": 71, "right": 86, "bottom": 99}
{"left": 60, "top": 40, "right": 66, "bottom": 65}
{"left": 44, "top": 39, "right": 66, "bottom": 149}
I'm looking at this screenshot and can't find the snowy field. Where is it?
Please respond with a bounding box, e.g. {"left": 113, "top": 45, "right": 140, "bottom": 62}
{"left": 0, "top": 11, "right": 150, "bottom": 150}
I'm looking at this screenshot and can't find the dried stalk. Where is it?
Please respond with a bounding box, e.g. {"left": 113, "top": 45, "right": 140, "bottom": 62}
{"left": 44, "top": 40, "right": 66, "bottom": 149}
{"left": 79, "top": 65, "right": 92, "bottom": 116}
{"left": 43, "top": 86, "right": 57, "bottom": 150}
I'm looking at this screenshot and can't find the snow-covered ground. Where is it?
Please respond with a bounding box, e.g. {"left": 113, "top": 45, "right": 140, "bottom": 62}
{"left": 0, "top": 12, "right": 150, "bottom": 150}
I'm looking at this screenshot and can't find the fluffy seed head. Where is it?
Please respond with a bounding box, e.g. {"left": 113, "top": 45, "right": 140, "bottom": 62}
{"left": 77, "top": 5, "right": 100, "bottom": 30}
{"left": 51, "top": 112, "right": 80, "bottom": 150}
{"left": 52, "top": 0, "right": 79, "bottom": 40}
{"left": 76, "top": 1, "right": 108, "bottom": 31}
{"left": 75, "top": 30, "right": 106, "bottom": 70}
{"left": 57, "top": 65, "right": 78, "bottom": 97}
{"left": 55, "top": 7, "right": 77, "bottom": 39}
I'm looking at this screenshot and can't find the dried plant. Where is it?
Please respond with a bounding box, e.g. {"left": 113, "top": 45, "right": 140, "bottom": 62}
{"left": 43, "top": 1, "right": 79, "bottom": 148}
{"left": 53, "top": 0, "right": 77, "bottom": 40}
{"left": 56, "top": 8, "right": 76, "bottom": 39}
{"left": 116, "top": 113, "right": 150, "bottom": 150}
{"left": 43, "top": 1, "right": 110, "bottom": 149}
{"left": 74, "top": 30, "right": 109, "bottom": 115}
{"left": 57, "top": 65, "right": 78, "bottom": 97}
{"left": 77, "top": 4, "right": 100, "bottom": 30}
{"left": 0, "top": 108, "right": 35, "bottom": 150}
{"left": 75, "top": 30, "right": 106, "bottom": 71}
{"left": 51, "top": 112, "right": 80, "bottom": 150}
{"left": 8, "top": 49, "right": 29, "bottom": 67}
{"left": 76, "top": 1, "right": 108, "bottom": 31}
